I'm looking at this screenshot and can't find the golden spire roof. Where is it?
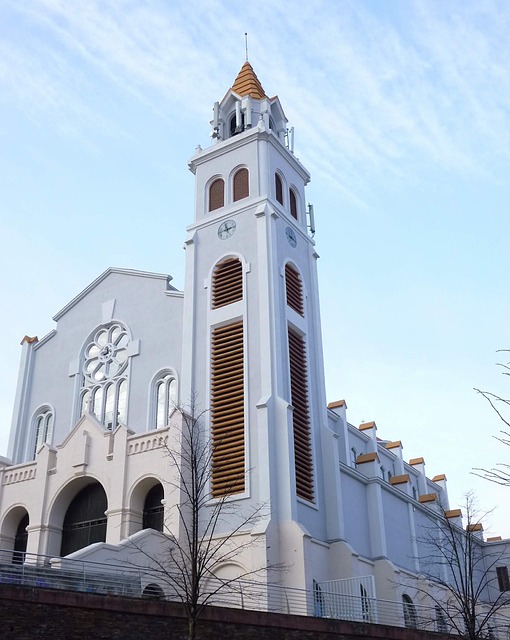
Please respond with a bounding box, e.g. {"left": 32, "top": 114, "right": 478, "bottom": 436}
{"left": 231, "top": 61, "right": 267, "bottom": 99}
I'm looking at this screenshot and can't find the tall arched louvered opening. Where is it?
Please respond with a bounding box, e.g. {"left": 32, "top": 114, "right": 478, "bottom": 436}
{"left": 212, "top": 258, "right": 243, "bottom": 309}
{"left": 285, "top": 264, "right": 304, "bottom": 316}
{"left": 13, "top": 513, "right": 29, "bottom": 565}
{"left": 210, "top": 256, "right": 245, "bottom": 498}
{"left": 60, "top": 483, "right": 107, "bottom": 556}
{"left": 275, "top": 173, "right": 283, "bottom": 205}
{"left": 143, "top": 483, "right": 164, "bottom": 532}
{"left": 209, "top": 178, "right": 225, "bottom": 212}
{"left": 233, "top": 168, "right": 249, "bottom": 202}
{"left": 210, "top": 321, "right": 245, "bottom": 497}
{"left": 288, "top": 328, "right": 314, "bottom": 502}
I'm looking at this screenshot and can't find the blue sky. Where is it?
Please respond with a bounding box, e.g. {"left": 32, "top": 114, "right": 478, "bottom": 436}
{"left": 1, "top": 0, "right": 509, "bottom": 536}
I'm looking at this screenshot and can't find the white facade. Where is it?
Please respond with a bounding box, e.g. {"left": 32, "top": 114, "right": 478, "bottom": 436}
{"left": 1, "top": 62, "right": 509, "bottom": 621}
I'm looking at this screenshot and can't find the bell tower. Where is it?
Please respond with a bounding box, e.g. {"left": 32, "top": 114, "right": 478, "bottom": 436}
{"left": 180, "top": 62, "right": 331, "bottom": 553}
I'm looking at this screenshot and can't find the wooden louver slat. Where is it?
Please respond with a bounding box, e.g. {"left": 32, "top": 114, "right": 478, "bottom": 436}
{"left": 285, "top": 264, "right": 304, "bottom": 316}
{"left": 211, "top": 321, "right": 245, "bottom": 497}
{"left": 288, "top": 328, "right": 314, "bottom": 502}
{"left": 212, "top": 258, "right": 243, "bottom": 309}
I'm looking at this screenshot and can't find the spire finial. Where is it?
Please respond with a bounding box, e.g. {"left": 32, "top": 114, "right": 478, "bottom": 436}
{"left": 245, "top": 32, "right": 249, "bottom": 61}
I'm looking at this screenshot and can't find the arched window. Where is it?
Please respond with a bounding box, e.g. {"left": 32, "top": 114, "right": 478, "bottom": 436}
{"left": 380, "top": 466, "right": 385, "bottom": 480}
{"left": 61, "top": 483, "right": 107, "bottom": 556}
{"left": 350, "top": 447, "right": 357, "bottom": 467}
{"left": 402, "top": 594, "right": 417, "bottom": 628}
{"left": 275, "top": 173, "right": 283, "bottom": 205}
{"left": 212, "top": 257, "right": 243, "bottom": 309}
{"left": 13, "top": 513, "right": 29, "bottom": 565}
{"left": 229, "top": 112, "right": 245, "bottom": 137}
{"left": 313, "top": 580, "right": 325, "bottom": 617}
{"left": 360, "top": 584, "right": 371, "bottom": 622}
{"left": 289, "top": 189, "right": 298, "bottom": 219}
{"left": 288, "top": 328, "right": 314, "bottom": 502}
{"left": 143, "top": 484, "right": 164, "bottom": 532}
{"left": 142, "top": 583, "right": 165, "bottom": 599}
{"left": 233, "top": 168, "right": 249, "bottom": 202}
{"left": 154, "top": 373, "right": 177, "bottom": 429}
{"left": 33, "top": 409, "right": 53, "bottom": 458}
{"left": 285, "top": 264, "right": 304, "bottom": 316}
{"left": 209, "top": 178, "right": 224, "bottom": 212}
{"left": 435, "top": 606, "right": 448, "bottom": 632}
{"left": 80, "top": 322, "right": 131, "bottom": 430}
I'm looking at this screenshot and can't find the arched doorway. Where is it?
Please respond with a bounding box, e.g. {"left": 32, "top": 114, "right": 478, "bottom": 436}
{"left": 60, "top": 483, "right": 107, "bottom": 556}
{"left": 143, "top": 483, "right": 164, "bottom": 532}
{"left": 13, "top": 513, "right": 29, "bottom": 564}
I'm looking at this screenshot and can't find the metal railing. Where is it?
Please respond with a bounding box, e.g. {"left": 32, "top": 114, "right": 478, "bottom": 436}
{"left": 1, "top": 550, "right": 509, "bottom": 638}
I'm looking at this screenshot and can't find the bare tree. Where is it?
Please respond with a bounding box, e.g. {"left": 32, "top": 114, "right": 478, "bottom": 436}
{"left": 474, "top": 350, "right": 510, "bottom": 485}
{"left": 131, "top": 398, "right": 278, "bottom": 640}
{"left": 412, "top": 492, "right": 510, "bottom": 639}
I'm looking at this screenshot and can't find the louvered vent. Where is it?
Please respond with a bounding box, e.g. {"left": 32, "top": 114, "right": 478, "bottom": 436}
{"left": 275, "top": 173, "right": 283, "bottom": 205}
{"left": 209, "top": 178, "right": 225, "bottom": 212}
{"left": 233, "top": 168, "right": 249, "bottom": 202}
{"left": 288, "top": 328, "right": 314, "bottom": 502}
{"left": 212, "top": 258, "right": 243, "bottom": 309}
{"left": 285, "top": 264, "right": 304, "bottom": 316}
{"left": 211, "top": 321, "right": 245, "bottom": 497}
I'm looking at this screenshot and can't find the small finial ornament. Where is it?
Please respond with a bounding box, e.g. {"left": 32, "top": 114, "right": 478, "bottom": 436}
{"left": 245, "top": 32, "right": 249, "bottom": 61}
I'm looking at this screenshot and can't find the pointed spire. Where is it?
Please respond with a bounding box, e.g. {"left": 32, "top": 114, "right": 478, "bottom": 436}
{"left": 231, "top": 62, "right": 267, "bottom": 100}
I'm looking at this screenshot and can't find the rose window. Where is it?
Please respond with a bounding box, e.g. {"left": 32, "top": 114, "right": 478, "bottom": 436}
{"left": 83, "top": 324, "right": 129, "bottom": 382}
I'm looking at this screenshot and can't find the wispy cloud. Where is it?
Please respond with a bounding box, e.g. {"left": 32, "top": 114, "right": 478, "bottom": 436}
{"left": 1, "top": 0, "right": 509, "bottom": 199}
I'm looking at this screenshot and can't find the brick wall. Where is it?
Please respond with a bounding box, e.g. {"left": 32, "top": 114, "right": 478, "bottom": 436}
{"left": 1, "top": 584, "right": 450, "bottom": 640}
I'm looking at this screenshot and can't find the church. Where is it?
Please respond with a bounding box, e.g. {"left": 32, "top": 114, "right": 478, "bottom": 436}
{"left": 0, "top": 61, "right": 508, "bottom": 627}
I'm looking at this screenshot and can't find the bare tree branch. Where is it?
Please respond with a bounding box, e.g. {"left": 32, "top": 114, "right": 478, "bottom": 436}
{"left": 406, "top": 493, "right": 510, "bottom": 639}
{"left": 125, "top": 396, "right": 283, "bottom": 640}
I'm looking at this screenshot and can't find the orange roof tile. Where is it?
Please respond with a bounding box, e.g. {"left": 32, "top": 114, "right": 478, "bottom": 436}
{"left": 359, "top": 421, "right": 376, "bottom": 431}
{"left": 390, "top": 474, "right": 410, "bottom": 485}
{"left": 409, "top": 457, "right": 425, "bottom": 466}
{"left": 231, "top": 62, "right": 267, "bottom": 99}
{"left": 327, "top": 399, "right": 346, "bottom": 409}
{"left": 385, "top": 441, "right": 402, "bottom": 450}
{"left": 418, "top": 492, "right": 437, "bottom": 503}
{"left": 445, "top": 509, "right": 462, "bottom": 519}
{"left": 21, "top": 335, "right": 38, "bottom": 345}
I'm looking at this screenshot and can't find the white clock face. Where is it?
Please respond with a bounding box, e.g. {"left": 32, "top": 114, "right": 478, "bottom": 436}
{"left": 218, "top": 219, "right": 236, "bottom": 239}
{"left": 285, "top": 226, "right": 297, "bottom": 248}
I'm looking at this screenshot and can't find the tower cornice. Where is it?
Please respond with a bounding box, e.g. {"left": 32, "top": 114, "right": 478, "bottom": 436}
{"left": 189, "top": 128, "right": 310, "bottom": 185}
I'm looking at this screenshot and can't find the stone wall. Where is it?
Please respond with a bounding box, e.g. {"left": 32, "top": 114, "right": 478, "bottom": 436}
{"left": 1, "top": 584, "right": 449, "bottom": 640}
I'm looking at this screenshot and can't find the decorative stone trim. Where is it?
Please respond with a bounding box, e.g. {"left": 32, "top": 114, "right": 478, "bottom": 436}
{"left": 127, "top": 433, "right": 169, "bottom": 455}
{"left": 487, "top": 536, "right": 502, "bottom": 542}
{"left": 409, "top": 457, "right": 425, "bottom": 466}
{"left": 389, "top": 474, "right": 410, "bottom": 486}
{"left": 21, "top": 335, "right": 38, "bottom": 345}
{"left": 432, "top": 474, "right": 446, "bottom": 482}
{"left": 3, "top": 467, "right": 37, "bottom": 484}
{"left": 467, "top": 523, "right": 483, "bottom": 532}
{"left": 445, "top": 509, "right": 462, "bottom": 519}
{"left": 358, "top": 421, "right": 376, "bottom": 431}
{"left": 385, "top": 441, "right": 402, "bottom": 450}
